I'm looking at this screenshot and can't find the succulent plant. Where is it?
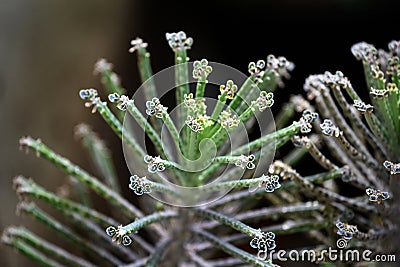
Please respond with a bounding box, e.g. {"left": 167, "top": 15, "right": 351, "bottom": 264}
{"left": 2, "top": 31, "right": 399, "bottom": 266}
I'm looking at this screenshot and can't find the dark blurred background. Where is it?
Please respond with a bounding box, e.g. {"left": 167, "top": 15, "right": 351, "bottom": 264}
{"left": 1, "top": 0, "right": 399, "bottom": 266}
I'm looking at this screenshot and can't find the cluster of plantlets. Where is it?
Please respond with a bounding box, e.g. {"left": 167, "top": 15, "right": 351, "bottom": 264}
{"left": 1, "top": 31, "right": 399, "bottom": 267}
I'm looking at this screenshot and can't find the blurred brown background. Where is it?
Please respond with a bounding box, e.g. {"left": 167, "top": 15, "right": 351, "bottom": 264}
{"left": 0, "top": 1, "right": 134, "bottom": 266}
{"left": 1, "top": 0, "right": 399, "bottom": 266}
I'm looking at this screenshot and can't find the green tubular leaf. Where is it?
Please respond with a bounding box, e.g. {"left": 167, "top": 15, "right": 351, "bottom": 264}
{"left": 147, "top": 180, "right": 181, "bottom": 198}
{"left": 193, "top": 219, "right": 329, "bottom": 253}
{"left": 283, "top": 147, "right": 308, "bottom": 166}
{"left": 207, "top": 257, "right": 243, "bottom": 267}
{"left": 187, "top": 250, "right": 213, "bottom": 267}
{"left": 320, "top": 88, "right": 371, "bottom": 158}
{"left": 331, "top": 88, "right": 386, "bottom": 162}
{"left": 187, "top": 130, "right": 198, "bottom": 161}
{"left": 19, "top": 137, "right": 144, "bottom": 219}
{"left": 127, "top": 101, "right": 171, "bottom": 159}
{"left": 136, "top": 47, "right": 157, "bottom": 101}
{"left": 100, "top": 69, "right": 126, "bottom": 121}
{"left": 174, "top": 50, "right": 190, "bottom": 106}
{"left": 195, "top": 76, "right": 207, "bottom": 99}
{"left": 210, "top": 94, "right": 227, "bottom": 123}
{"left": 274, "top": 101, "right": 296, "bottom": 129}
{"left": 232, "top": 122, "right": 300, "bottom": 155}
{"left": 75, "top": 123, "right": 120, "bottom": 193}
{"left": 372, "top": 96, "right": 397, "bottom": 146}
{"left": 201, "top": 176, "right": 267, "bottom": 193}
{"left": 200, "top": 201, "right": 324, "bottom": 230}
{"left": 15, "top": 177, "right": 157, "bottom": 253}
{"left": 174, "top": 50, "right": 190, "bottom": 149}
{"left": 388, "top": 89, "right": 400, "bottom": 159}
{"left": 235, "top": 86, "right": 259, "bottom": 114}
{"left": 101, "top": 69, "right": 125, "bottom": 95}
{"left": 259, "top": 70, "right": 278, "bottom": 92}
{"left": 228, "top": 77, "right": 254, "bottom": 111}
{"left": 4, "top": 226, "right": 96, "bottom": 267}
{"left": 69, "top": 176, "right": 92, "bottom": 208}
{"left": 238, "top": 103, "right": 257, "bottom": 124}
{"left": 144, "top": 238, "right": 171, "bottom": 267}
{"left": 192, "top": 228, "right": 274, "bottom": 267}
{"left": 135, "top": 45, "right": 164, "bottom": 133}
{"left": 363, "top": 111, "right": 392, "bottom": 156}
{"left": 14, "top": 176, "right": 118, "bottom": 227}
{"left": 161, "top": 111, "right": 184, "bottom": 159}
{"left": 192, "top": 208, "right": 259, "bottom": 237}
{"left": 362, "top": 62, "right": 376, "bottom": 89}
{"left": 1, "top": 234, "right": 64, "bottom": 267}
{"left": 119, "top": 211, "right": 178, "bottom": 236}
{"left": 95, "top": 100, "right": 146, "bottom": 160}
{"left": 197, "top": 130, "right": 293, "bottom": 183}
{"left": 204, "top": 219, "right": 330, "bottom": 250}
{"left": 209, "top": 168, "right": 345, "bottom": 208}
{"left": 18, "top": 202, "right": 125, "bottom": 266}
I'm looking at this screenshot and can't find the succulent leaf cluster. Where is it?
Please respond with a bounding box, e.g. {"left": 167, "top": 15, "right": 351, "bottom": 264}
{"left": 2, "top": 32, "right": 399, "bottom": 267}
